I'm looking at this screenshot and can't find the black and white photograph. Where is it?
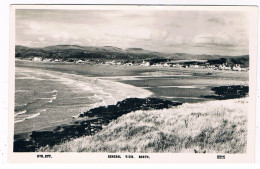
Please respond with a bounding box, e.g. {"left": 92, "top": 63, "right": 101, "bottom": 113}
{"left": 8, "top": 5, "right": 257, "bottom": 163}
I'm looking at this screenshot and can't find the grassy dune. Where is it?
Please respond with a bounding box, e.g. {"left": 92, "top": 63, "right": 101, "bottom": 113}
{"left": 40, "top": 98, "right": 248, "bottom": 153}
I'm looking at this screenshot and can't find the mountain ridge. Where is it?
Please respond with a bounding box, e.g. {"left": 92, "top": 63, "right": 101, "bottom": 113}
{"left": 15, "top": 45, "right": 249, "bottom": 66}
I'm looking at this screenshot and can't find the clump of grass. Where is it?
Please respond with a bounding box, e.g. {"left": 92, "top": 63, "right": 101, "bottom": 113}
{"left": 39, "top": 98, "right": 248, "bottom": 153}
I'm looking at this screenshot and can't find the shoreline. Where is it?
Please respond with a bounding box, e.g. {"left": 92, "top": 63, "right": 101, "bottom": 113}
{"left": 14, "top": 66, "right": 153, "bottom": 134}
{"left": 13, "top": 84, "right": 249, "bottom": 152}
{"left": 15, "top": 61, "right": 249, "bottom": 80}
{"left": 14, "top": 63, "right": 249, "bottom": 152}
{"left": 14, "top": 97, "right": 183, "bottom": 152}
{"left": 15, "top": 66, "right": 154, "bottom": 105}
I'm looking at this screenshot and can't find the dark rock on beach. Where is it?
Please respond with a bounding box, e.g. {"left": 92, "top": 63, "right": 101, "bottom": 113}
{"left": 203, "top": 85, "right": 249, "bottom": 100}
{"left": 81, "top": 97, "right": 181, "bottom": 118}
{"left": 13, "top": 97, "right": 182, "bottom": 152}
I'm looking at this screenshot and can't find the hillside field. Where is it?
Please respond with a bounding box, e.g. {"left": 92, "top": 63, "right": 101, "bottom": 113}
{"left": 39, "top": 98, "right": 248, "bottom": 153}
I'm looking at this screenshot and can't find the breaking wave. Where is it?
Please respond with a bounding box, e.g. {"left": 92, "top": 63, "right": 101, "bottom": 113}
{"left": 14, "top": 109, "right": 46, "bottom": 123}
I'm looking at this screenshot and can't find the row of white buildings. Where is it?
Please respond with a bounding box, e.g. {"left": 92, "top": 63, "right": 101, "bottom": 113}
{"left": 29, "top": 57, "right": 248, "bottom": 71}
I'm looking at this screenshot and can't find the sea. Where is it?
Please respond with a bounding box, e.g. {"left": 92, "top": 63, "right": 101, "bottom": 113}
{"left": 14, "top": 65, "right": 224, "bottom": 134}
{"left": 14, "top": 67, "right": 111, "bottom": 134}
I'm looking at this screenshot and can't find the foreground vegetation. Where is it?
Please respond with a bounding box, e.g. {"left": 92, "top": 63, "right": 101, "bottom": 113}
{"left": 40, "top": 98, "right": 248, "bottom": 153}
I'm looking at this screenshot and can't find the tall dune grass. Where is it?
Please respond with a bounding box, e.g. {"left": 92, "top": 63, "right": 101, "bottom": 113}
{"left": 40, "top": 98, "right": 248, "bottom": 153}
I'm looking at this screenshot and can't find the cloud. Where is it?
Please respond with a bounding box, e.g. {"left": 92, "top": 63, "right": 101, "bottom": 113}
{"left": 207, "top": 17, "right": 225, "bottom": 25}
{"left": 166, "top": 23, "right": 181, "bottom": 28}
{"left": 15, "top": 9, "right": 249, "bottom": 55}
{"left": 192, "top": 33, "right": 240, "bottom": 48}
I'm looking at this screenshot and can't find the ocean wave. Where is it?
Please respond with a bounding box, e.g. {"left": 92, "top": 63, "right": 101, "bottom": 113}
{"left": 162, "top": 96, "right": 207, "bottom": 100}
{"left": 44, "top": 90, "right": 58, "bottom": 93}
{"left": 25, "top": 112, "right": 41, "bottom": 119}
{"left": 14, "top": 110, "right": 27, "bottom": 117}
{"left": 88, "top": 94, "right": 103, "bottom": 102}
{"left": 146, "top": 85, "right": 208, "bottom": 89}
{"left": 47, "top": 94, "right": 57, "bottom": 103}
{"left": 50, "top": 120, "right": 64, "bottom": 124}
{"left": 72, "top": 101, "right": 108, "bottom": 119}
{"left": 15, "top": 103, "right": 28, "bottom": 107}
{"left": 16, "top": 76, "right": 44, "bottom": 80}
{"left": 48, "top": 75, "right": 94, "bottom": 91}
{"left": 15, "top": 90, "right": 29, "bottom": 93}
{"left": 14, "top": 109, "right": 46, "bottom": 123}
{"left": 158, "top": 85, "right": 198, "bottom": 89}
{"left": 140, "top": 72, "right": 191, "bottom": 77}
{"left": 36, "top": 93, "right": 57, "bottom": 103}
{"left": 14, "top": 119, "right": 25, "bottom": 123}
{"left": 14, "top": 67, "right": 154, "bottom": 132}
{"left": 72, "top": 96, "right": 90, "bottom": 99}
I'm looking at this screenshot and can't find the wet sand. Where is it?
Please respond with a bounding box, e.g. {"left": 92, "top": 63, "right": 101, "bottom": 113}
{"left": 16, "top": 61, "right": 248, "bottom": 104}
{"left": 14, "top": 65, "right": 153, "bottom": 134}
{"left": 14, "top": 61, "right": 249, "bottom": 151}
{"left": 16, "top": 66, "right": 153, "bottom": 104}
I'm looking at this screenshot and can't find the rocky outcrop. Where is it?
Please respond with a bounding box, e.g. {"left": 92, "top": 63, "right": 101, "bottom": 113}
{"left": 13, "top": 97, "right": 182, "bottom": 152}
{"left": 203, "top": 85, "right": 248, "bottom": 100}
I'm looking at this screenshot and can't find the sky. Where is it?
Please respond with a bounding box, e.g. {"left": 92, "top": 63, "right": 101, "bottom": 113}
{"left": 15, "top": 9, "right": 249, "bottom": 56}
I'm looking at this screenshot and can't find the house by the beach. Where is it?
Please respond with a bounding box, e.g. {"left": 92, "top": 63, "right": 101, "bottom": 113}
{"left": 105, "top": 60, "right": 116, "bottom": 65}
{"left": 43, "top": 58, "right": 52, "bottom": 62}
{"left": 125, "top": 62, "right": 133, "bottom": 66}
{"left": 219, "top": 63, "right": 230, "bottom": 70}
{"left": 33, "top": 57, "right": 42, "bottom": 62}
{"left": 140, "top": 60, "right": 150, "bottom": 66}
{"left": 224, "top": 66, "right": 231, "bottom": 70}
{"left": 76, "top": 60, "right": 84, "bottom": 64}
{"left": 163, "top": 63, "right": 170, "bottom": 67}
{"left": 54, "top": 59, "right": 61, "bottom": 62}
{"left": 233, "top": 64, "right": 242, "bottom": 71}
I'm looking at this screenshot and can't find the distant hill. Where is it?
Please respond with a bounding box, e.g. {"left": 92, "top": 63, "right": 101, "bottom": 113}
{"left": 206, "top": 56, "right": 249, "bottom": 67}
{"left": 15, "top": 45, "right": 166, "bottom": 60}
{"left": 15, "top": 45, "right": 249, "bottom": 66}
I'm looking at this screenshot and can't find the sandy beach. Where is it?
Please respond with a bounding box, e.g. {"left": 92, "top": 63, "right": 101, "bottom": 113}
{"left": 15, "top": 65, "right": 153, "bottom": 134}
{"left": 14, "top": 61, "right": 250, "bottom": 152}
{"left": 16, "top": 66, "right": 153, "bottom": 105}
